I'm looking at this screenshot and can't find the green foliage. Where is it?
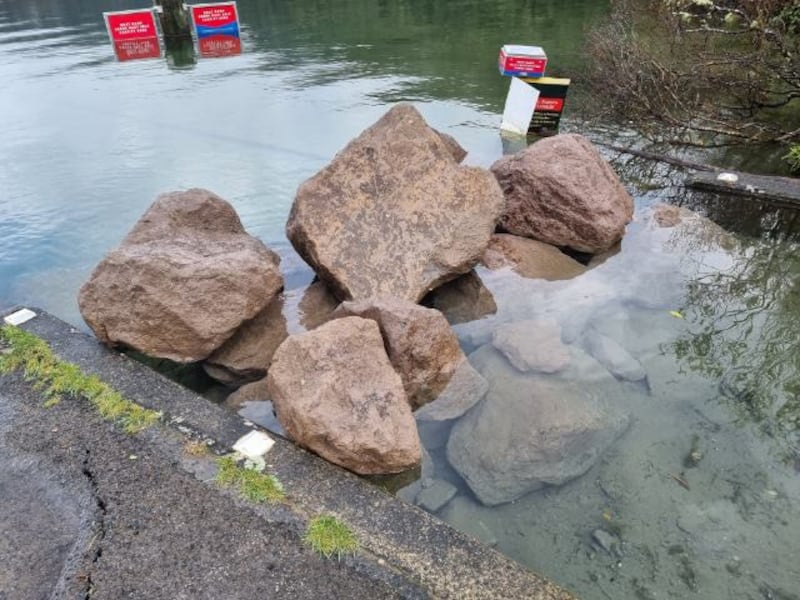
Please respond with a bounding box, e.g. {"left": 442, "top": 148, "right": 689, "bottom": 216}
{"left": 303, "top": 515, "right": 359, "bottom": 559}
{"left": 783, "top": 145, "right": 800, "bottom": 174}
{"left": 215, "top": 455, "right": 285, "bottom": 503}
{"left": 0, "top": 325, "right": 160, "bottom": 433}
{"left": 776, "top": 2, "right": 800, "bottom": 34}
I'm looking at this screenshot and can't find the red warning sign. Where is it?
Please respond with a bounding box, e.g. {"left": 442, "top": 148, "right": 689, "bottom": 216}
{"left": 104, "top": 10, "right": 161, "bottom": 61}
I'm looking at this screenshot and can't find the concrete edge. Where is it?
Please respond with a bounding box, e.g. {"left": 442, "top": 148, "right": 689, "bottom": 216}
{"left": 2, "top": 307, "right": 576, "bottom": 600}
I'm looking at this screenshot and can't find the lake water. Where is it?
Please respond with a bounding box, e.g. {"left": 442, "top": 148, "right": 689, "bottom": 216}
{"left": 2, "top": 1, "right": 799, "bottom": 599}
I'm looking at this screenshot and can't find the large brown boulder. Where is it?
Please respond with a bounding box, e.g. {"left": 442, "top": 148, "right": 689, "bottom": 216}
{"left": 491, "top": 134, "right": 634, "bottom": 254}
{"left": 203, "top": 295, "right": 288, "bottom": 384}
{"left": 78, "top": 189, "right": 283, "bottom": 362}
{"left": 481, "top": 234, "right": 587, "bottom": 280}
{"left": 331, "top": 298, "right": 484, "bottom": 411}
{"left": 286, "top": 103, "right": 504, "bottom": 303}
{"left": 266, "top": 317, "right": 421, "bottom": 475}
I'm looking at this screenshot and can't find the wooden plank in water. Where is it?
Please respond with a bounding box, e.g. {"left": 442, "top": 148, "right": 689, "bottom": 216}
{"left": 687, "top": 170, "right": 800, "bottom": 207}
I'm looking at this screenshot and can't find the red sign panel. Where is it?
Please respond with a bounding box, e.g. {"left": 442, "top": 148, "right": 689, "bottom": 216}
{"left": 535, "top": 97, "right": 565, "bottom": 112}
{"left": 113, "top": 39, "right": 162, "bottom": 62}
{"left": 105, "top": 11, "right": 158, "bottom": 42}
{"left": 104, "top": 10, "right": 161, "bottom": 61}
{"left": 191, "top": 4, "right": 238, "bottom": 29}
{"left": 199, "top": 36, "right": 242, "bottom": 57}
{"left": 191, "top": 3, "right": 241, "bottom": 58}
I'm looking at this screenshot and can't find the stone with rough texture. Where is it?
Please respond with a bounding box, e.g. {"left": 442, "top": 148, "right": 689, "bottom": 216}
{"left": 415, "top": 479, "right": 458, "bottom": 513}
{"left": 583, "top": 329, "right": 647, "bottom": 382}
{"left": 413, "top": 358, "right": 488, "bottom": 421}
{"left": 492, "top": 319, "right": 571, "bottom": 374}
{"left": 481, "top": 234, "right": 586, "bottom": 281}
{"left": 267, "top": 317, "right": 421, "bottom": 475}
{"left": 79, "top": 189, "right": 283, "bottom": 363}
{"left": 447, "top": 345, "right": 629, "bottom": 505}
{"left": 491, "top": 134, "right": 634, "bottom": 253}
{"left": 433, "top": 129, "right": 468, "bottom": 163}
{"left": 297, "top": 280, "right": 339, "bottom": 330}
{"left": 332, "top": 298, "right": 480, "bottom": 411}
{"left": 224, "top": 378, "right": 270, "bottom": 409}
{"left": 423, "top": 271, "right": 497, "bottom": 325}
{"left": 287, "top": 103, "right": 504, "bottom": 302}
{"left": 204, "top": 295, "right": 288, "bottom": 384}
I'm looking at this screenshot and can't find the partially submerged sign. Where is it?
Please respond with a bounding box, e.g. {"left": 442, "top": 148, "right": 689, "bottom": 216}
{"left": 191, "top": 2, "right": 242, "bottom": 57}
{"left": 501, "top": 77, "right": 540, "bottom": 136}
{"left": 104, "top": 9, "right": 161, "bottom": 61}
{"left": 523, "top": 77, "right": 571, "bottom": 135}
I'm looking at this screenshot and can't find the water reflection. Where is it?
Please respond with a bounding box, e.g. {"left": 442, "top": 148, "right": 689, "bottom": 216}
{"left": 3, "top": 0, "right": 800, "bottom": 598}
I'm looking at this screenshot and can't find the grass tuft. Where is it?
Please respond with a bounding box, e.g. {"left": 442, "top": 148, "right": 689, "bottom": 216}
{"left": 215, "top": 455, "right": 285, "bottom": 503}
{"left": 0, "top": 325, "right": 160, "bottom": 434}
{"left": 304, "top": 515, "right": 359, "bottom": 559}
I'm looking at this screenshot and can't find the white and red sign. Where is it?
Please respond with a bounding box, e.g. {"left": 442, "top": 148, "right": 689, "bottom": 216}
{"left": 498, "top": 45, "right": 547, "bottom": 78}
{"left": 103, "top": 9, "right": 161, "bottom": 61}
{"left": 191, "top": 2, "right": 241, "bottom": 57}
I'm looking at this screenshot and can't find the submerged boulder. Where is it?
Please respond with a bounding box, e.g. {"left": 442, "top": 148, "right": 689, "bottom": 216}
{"left": 267, "top": 317, "right": 421, "bottom": 475}
{"left": 423, "top": 271, "right": 497, "bottom": 325}
{"left": 491, "top": 134, "right": 634, "bottom": 254}
{"left": 78, "top": 189, "right": 283, "bottom": 363}
{"left": 582, "top": 329, "right": 647, "bottom": 383}
{"left": 331, "top": 297, "right": 484, "bottom": 411}
{"left": 286, "top": 103, "right": 504, "bottom": 303}
{"left": 492, "top": 319, "right": 571, "bottom": 374}
{"left": 447, "top": 345, "right": 629, "bottom": 505}
{"left": 481, "top": 234, "right": 587, "bottom": 281}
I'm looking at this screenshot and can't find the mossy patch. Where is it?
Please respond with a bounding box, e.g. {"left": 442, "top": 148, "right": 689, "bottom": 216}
{"left": 0, "top": 325, "right": 160, "bottom": 434}
{"left": 215, "top": 455, "right": 285, "bottom": 503}
{"left": 304, "top": 515, "right": 359, "bottom": 559}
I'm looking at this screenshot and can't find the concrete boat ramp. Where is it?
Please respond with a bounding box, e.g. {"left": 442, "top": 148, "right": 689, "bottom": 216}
{"left": 0, "top": 307, "right": 574, "bottom": 600}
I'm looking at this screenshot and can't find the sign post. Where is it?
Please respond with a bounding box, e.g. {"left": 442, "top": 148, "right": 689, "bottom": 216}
{"left": 190, "top": 2, "right": 242, "bottom": 57}
{"left": 104, "top": 9, "right": 161, "bottom": 61}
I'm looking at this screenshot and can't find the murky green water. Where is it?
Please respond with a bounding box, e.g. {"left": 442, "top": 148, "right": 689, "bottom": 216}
{"left": 2, "top": 1, "right": 799, "bottom": 598}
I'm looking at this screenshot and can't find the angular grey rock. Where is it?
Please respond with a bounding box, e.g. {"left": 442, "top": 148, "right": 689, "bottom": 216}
{"left": 287, "top": 103, "right": 504, "bottom": 303}
{"left": 583, "top": 329, "right": 647, "bottom": 382}
{"left": 491, "top": 134, "right": 634, "bottom": 253}
{"left": 491, "top": 319, "right": 571, "bottom": 374}
{"left": 447, "top": 345, "right": 629, "bottom": 506}
{"left": 331, "top": 298, "right": 481, "bottom": 411}
{"left": 79, "top": 189, "right": 283, "bottom": 363}
{"left": 204, "top": 295, "right": 288, "bottom": 384}
{"left": 481, "top": 234, "right": 586, "bottom": 281}
{"left": 267, "top": 317, "right": 421, "bottom": 475}
{"left": 415, "top": 479, "right": 458, "bottom": 513}
{"left": 591, "top": 529, "right": 619, "bottom": 555}
{"left": 413, "top": 358, "right": 488, "bottom": 421}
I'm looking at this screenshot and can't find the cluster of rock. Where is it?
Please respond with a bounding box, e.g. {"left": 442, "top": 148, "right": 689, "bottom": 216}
{"left": 78, "top": 103, "right": 637, "bottom": 503}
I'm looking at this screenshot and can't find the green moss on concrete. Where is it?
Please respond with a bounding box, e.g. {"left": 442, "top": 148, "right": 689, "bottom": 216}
{"left": 304, "top": 515, "right": 359, "bottom": 559}
{"left": 0, "top": 325, "right": 160, "bottom": 434}
{"left": 215, "top": 455, "right": 285, "bottom": 503}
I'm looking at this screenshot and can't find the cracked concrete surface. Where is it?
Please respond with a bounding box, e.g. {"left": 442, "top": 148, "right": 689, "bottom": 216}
{"left": 0, "top": 310, "right": 575, "bottom": 600}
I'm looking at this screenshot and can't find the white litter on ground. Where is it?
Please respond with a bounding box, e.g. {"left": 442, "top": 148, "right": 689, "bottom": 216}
{"left": 716, "top": 172, "right": 739, "bottom": 184}
{"left": 233, "top": 430, "right": 275, "bottom": 459}
{"left": 3, "top": 308, "right": 37, "bottom": 326}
